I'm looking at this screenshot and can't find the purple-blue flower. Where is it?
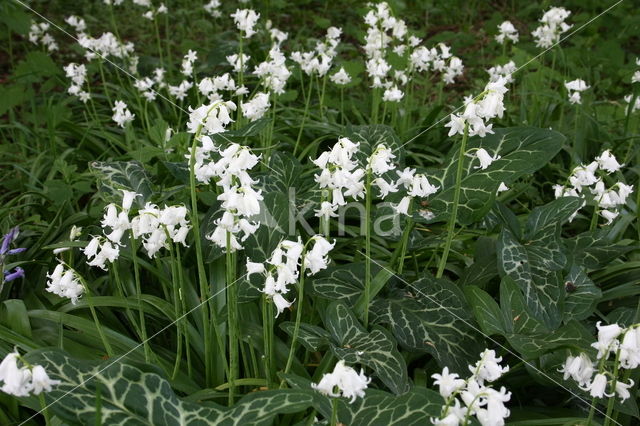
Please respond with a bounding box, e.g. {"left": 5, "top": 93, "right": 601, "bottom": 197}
{"left": 1, "top": 226, "right": 26, "bottom": 283}
{"left": 3, "top": 267, "right": 24, "bottom": 282}
{"left": 1, "top": 227, "right": 24, "bottom": 256}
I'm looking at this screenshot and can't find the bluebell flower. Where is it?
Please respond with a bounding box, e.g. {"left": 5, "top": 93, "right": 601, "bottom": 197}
{"left": 3, "top": 267, "right": 24, "bottom": 282}
{"left": 1, "top": 227, "right": 26, "bottom": 283}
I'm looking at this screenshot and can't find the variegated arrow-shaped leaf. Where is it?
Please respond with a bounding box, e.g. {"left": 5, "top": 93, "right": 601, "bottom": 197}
{"left": 565, "top": 229, "right": 636, "bottom": 269}
{"left": 497, "top": 198, "right": 583, "bottom": 329}
{"left": 23, "top": 350, "right": 314, "bottom": 426}
{"left": 309, "top": 262, "right": 372, "bottom": 304}
{"left": 279, "top": 321, "right": 331, "bottom": 352}
{"left": 89, "top": 161, "right": 153, "bottom": 207}
{"left": 370, "top": 275, "right": 485, "bottom": 375}
{"left": 563, "top": 265, "right": 602, "bottom": 322}
{"left": 426, "top": 127, "right": 565, "bottom": 225}
{"left": 282, "top": 373, "right": 443, "bottom": 426}
{"left": 324, "top": 301, "right": 410, "bottom": 395}
{"left": 498, "top": 228, "right": 563, "bottom": 329}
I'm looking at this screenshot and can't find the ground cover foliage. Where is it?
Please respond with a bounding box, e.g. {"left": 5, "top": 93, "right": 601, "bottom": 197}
{"left": 1, "top": 0, "right": 640, "bottom": 425}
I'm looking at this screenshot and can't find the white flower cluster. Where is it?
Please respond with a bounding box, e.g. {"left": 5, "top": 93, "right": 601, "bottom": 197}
{"left": 330, "top": 67, "right": 352, "bottom": 86}
{"left": 361, "top": 2, "right": 463, "bottom": 92}
{"left": 247, "top": 235, "right": 334, "bottom": 316}
{"left": 181, "top": 50, "right": 197, "bottom": 76}
{"left": 393, "top": 167, "right": 439, "bottom": 216}
{"left": 63, "top": 63, "right": 90, "bottom": 103}
{"left": 564, "top": 79, "right": 589, "bottom": 105}
{"left": 85, "top": 190, "right": 190, "bottom": 268}
{"left": 112, "top": 100, "right": 135, "bottom": 128}
{"left": 495, "top": 21, "right": 519, "bottom": 45}
{"left": 131, "top": 204, "right": 190, "bottom": 257}
{"left": 445, "top": 77, "right": 509, "bottom": 138}
{"left": 204, "top": 0, "right": 222, "bottom": 18}
{"left": 65, "top": 15, "right": 86, "bottom": 34}
{"left": 267, "top": 23, "right": 288, "bottom": 47}
{"left": 241, "top": 92, "right": 271, "bottom": 121}
{"left": 0, "top": 350, "right": 60, "bottom": 397}
{"left": 532, "top": 7, "right": 572, "bottom": 49}
{"left": 199, "top": 73, "right": 243, "bottom": 101}
{"left": 291, "top": 27, "right": 341, "bottom": 77}
{"left": 560, "top": 322, "right": 639, "bottom": 402}
{"left": 28, "top": 21, "right": 58, "bottom": 52}
{"left": 313, "top": 137, "right": 366, "bottom": 219}
{"left": 78, "top": 32, "right": 135, "bottom": 62}
{"left": 431, "top": 349, "right": 511, "bottom": 426}
{"left": 362, "top": 2, "right": 414, "bottom": 94}
{"left": 46, "top": 263, "right": 85, "bottom": 304}
{"left": 227, "top": 53, "right": 251, "bottom": 73}
{"left": 169, "top": 80, "right": 194, "bottom": 101}
{"left": 410, "top": 43, "right": 464, "bottom": 85}
{"left": 553, "top": 150, "right": 633, "bottom": 224}
{"left": 134, "top": 68, "right": 166, "bottom": 101}
{"left": 230, "top": 8, "right": 260, "bottom": 38}
{"left": 187, "top": 101, "right": 236, "bottom": 135}
{"left": 362, "top": 2, "right": 406, "bottom": 61}
{"left": 254, "top": 45, "right": 291, "bottom": 94}
{"left": 487, "top": 61, "right": 516, "bottom": 84}
{"left": 312, "top": 360, "right": 370, "bottom": 403}
{"left": 103, "top": 0, "right": 124, "bottom": 5}
{"left": 140, "top": 2, "right": 167, "bottom": 20}
{"left": 186, "top": 131, "right": 262, "bottom": 252}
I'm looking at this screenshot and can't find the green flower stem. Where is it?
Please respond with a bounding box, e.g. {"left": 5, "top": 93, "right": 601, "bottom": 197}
{"left": 604, "top": 342, "right": 624, "bottom": 426}
{"left": 108, "top": 4, "right": 120, "bottom": 40}
{"left": 39, "top": 392, "right": 50, "bottom": 426}
{"left": 589, "top": 206, "right": 599, "bottom": 231}
{"left": 294, "top": 76, "right": 314, "bottom": 156}
{"left": 371, "top": 87, "right": 380, "bottom": 124}
{"left": 153, "top": 18, "right": 164, "bottom": 69}
{"left": 397, "top": 211, "right": 414, "bottom": 275}
{"left": 586, "top": 347, "right": 610, "bottom": 425}
{"left": 189, "top": 127, "right": 228, "bottom": 387}
{"left": 262, "top": 295, "right": 276, "bottom": 387}
{"left": 282, "top": 251, "right": 307, "bottom": 379}
{"left": 226, "top": 231, "right": 238, "bottom": 405}
{"left": 265, "top": 94, "right": 278, "bottom": 165}
{"left": 97, "top": 60, "right": 113, "bottom": 108}
{"left": 261, "top": 295, "right": 272, "bottom": 387}
{"left": 340, "top": 87, "right": 345, "bottom": 126}
{"left": 175, "top": 246, "right": 193, "bottom": 379}
{"left": 247, "top": 335, "right": 259, "bottom": 379}
{"left": 380, "top": 102, "right": 388, "bottom": 125}
{"left": 129, "top": 233, "right": 150, "bottom": 363}
{"left": 319, "top": 73, "right": 328, "bottom": 118}
{"left": 436, "top": 124, "right": 469, "bottom": 279}
{"left": 164, "top": 14, "right": 172, "bottom": 78}
{"left": 168, "top": 241, "right": 183, "bottom": 380}
{"left": 623, "top": 91, "right": 638, "bottom": 165}
{"left": 82, "top": 280, "right": 113, "bottom": 357}
{"left": 330, "top": 398, "right": 339, "bottom": 426}
{"left": 363, "top": 169, "right": 373, "bottom": 327}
